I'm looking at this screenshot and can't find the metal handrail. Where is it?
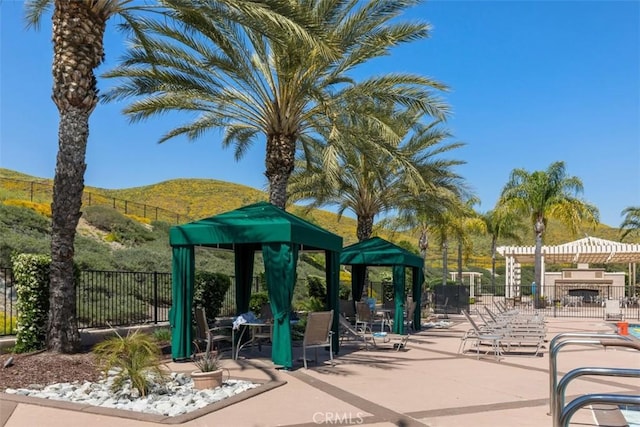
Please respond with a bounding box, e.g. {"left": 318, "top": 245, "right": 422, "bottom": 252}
{"left": 554, "top": 367, "right": 640, "bottom": 427}
{"left": 548, "top": 332, "right": 632, "bottom": 416}
{"left": 559, "top": 393, "right": 640, "bottom": 427}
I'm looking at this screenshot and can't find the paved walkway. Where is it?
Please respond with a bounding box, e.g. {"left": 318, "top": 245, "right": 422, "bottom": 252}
{"left": 1, "top": 317, "right": 638, "bottom": 427}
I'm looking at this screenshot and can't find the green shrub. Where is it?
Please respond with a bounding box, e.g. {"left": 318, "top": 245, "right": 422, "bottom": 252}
{"left": 307, "top": 275, "right": 326, "bottom": 299}
{"left": 83, "top": 205, "right": 154, "bottom": 245}
{"left": 249, "top": 292, "right": 269, "bottom": 314}
{"left": 193, "top": 271, "right": 231, "bottom": 319}
{"left": 297, "top": 296, "right": 325, "bottom": 313}
{"left": 111, "top": 247, "right": 172, "bottom": 272}
{"left": 0, "top": 204, "right": 51, "bottom": 266}
{"left": 12, "top": 253, "right": 50, "bottom": 353}
{"left": 338, "top": 283, "right": 351, "bottom": 300}
{"left": 300, "top": 253, "right": 325, "bottom": 271}
{"left": 152, "top": 327, "right": 171, "bottom": 343}
{"left": 73, "top": 236, "right": 116, "bottom": 270}
{"left": 93, "top": 328, "right": 167, "bottom": 396}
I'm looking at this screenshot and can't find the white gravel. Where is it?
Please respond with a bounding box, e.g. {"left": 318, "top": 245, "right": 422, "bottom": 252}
{"left": 4, "top": 371, "right": 259, "bottom": 417}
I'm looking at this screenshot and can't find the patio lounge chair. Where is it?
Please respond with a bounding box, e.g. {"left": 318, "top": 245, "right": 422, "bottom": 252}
{"left": 302, "top": 310, "right": 334, "bottom": 369}
{"left": 460, "top": 309, "right": 544, "bottom": 359}
{"left": 458, "top": 310, "right": 503, "bottom": 360}
{"left": 338, "top": 314, "right": 408, "bottom": 351}
{"left": 339, "top": 313, "right": 375, "bottom": 349}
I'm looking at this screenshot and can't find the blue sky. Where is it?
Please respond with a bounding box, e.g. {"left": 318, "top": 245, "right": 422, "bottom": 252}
{"left": 1, "top": 1, "right": 638, "bottom": 227}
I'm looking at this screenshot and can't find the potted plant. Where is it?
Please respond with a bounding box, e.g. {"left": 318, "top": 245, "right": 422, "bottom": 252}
{"left": 191, "top": 350, "right": 224, "bottom": 390}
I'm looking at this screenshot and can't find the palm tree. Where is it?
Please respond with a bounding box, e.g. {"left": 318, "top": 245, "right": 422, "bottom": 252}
{"left": 25, "top": 0, "right": 143, "bottom": 353}
{"left": 289, "top": 104, "right": 464, "bottom": 242}
{"left": 480, "top": 207, "right": 524, "bottom": 289}
{"left": 102, "top": 0, "right": 449, "bottom": 209}
{"left": 620, "top": 206, "right": 640, "bottom": 241}
{"left": 392, "top": 175, "right": 470, "bottom": 283}
{"left": 499, "top": 161, "right": 599, "bottom": 308}
{"left": 24, "top": 0, "right": 322, "bottom": 353}
{"left": 427, "top": 197, "right": 481, "bottom": 287}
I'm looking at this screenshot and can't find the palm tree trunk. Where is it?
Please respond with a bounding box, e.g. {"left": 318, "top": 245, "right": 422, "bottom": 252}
{"left": 442, "top": 240, "right": 448, "bottom": 286}
{"left": 490, "top": 237, "right": 497, "bottom": 289}
{"left": 457, "top": 239, "right": 463, "bottom": 286}
{"left": 49, "top": 0, "right": 106, "bottom": 353}
{"left": 356, "top": 215, "right": 374, "bottom": 242}
{"left": 419, "top": 227, "right": 428, "bottom": 277}
{"left": 266, "top": 133, "right": 296, "bottom": 209}
{"left": 533, "top": 217, "right": 545, "bottom": 309}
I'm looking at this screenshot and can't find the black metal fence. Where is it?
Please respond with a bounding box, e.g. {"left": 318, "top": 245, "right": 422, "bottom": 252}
{"left": 4, "top": 268, "right": 639, "bottom": 336}
{"left": 0, "top": 268, "right": 260, "bottom": 336}
{"left": 0, "top": 267, "right": 16, "bottom": 335}
{"left": 76, "top": 270, "right": 173, "bottom": 329}
{"left": 437, "top": 282, "right": 640, "bottom": 320}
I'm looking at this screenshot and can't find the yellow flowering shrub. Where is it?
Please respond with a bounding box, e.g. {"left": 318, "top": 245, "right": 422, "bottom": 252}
{"left": 3, "top": 199, "right": 51, "bottom": 217}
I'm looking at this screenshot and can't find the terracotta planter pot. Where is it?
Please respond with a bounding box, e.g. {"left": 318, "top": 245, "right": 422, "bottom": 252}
{"left": 191, "top": 369, "right": 223, "bottom": 390}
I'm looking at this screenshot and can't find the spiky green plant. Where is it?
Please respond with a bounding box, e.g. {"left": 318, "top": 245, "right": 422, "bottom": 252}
{"left": 93, "top": 328, "right": 167, "bottom": 396}
{"left": 152, "top": 327, "right": 171, "bottom": 344}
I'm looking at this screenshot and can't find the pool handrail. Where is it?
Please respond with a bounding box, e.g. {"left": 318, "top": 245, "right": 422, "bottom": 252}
{"left": 554, "top": 366, "right": 640, "bottom": 427}
{"left": 548, "top": 332, "right": 633, "bottom": 416}
{"left": 559, "top": 393, "right": 640, "bottom": 427}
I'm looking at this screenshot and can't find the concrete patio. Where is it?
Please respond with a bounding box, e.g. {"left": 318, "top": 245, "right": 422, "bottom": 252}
{"left": 1, "top": 316, "right": 638, "bottom": 427}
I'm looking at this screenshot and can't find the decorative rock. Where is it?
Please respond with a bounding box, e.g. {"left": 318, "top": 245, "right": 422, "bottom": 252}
{"left": 3, "top": 356, "right": 13, "bottom": 368}
{"left": 9, "top": 372, "right": 259, "bottom": 416}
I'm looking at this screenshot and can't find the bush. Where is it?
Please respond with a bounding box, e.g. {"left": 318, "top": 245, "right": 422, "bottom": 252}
{"left": 249, "top": 291, "right": 269, "bottom": 314}
{"left": 0, "top": 203, "right": 51, "bottom": 266}
{"left": 12, "top": 253, "right": 50, "bottom": 353}
{"left": 111, "top": 247, "right": 172, "bottom": 272}
{"left": 83, "top": 205, "right": 154, "bottom": 245}
{"left": 338, "top": 283, "right": 351, "bottom": 300}
{"left": 307, "top": 275, "right": 326, "bottom": 299}
{"left": 297, "top": 297, "right": 325, "bottom": 313}
{"left": 193, "top": 271, "right": 231, "bottom": 319}
{"left": 152, "top": 327, "right": 171, "bottom": 343}
{"left": 93, "top": 328, "right": 167, "bottom": 396}
{"left": 3, "top": 199, "right": 51, "bottom": 217}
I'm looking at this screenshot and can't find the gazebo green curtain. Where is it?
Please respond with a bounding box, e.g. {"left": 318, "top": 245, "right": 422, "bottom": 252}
{"left": 169, "top": 202, "right": 343, "bottom": 367}
{"left": 262, "top": 242, "right": 298, "bottom": 368}
{"left": 392, "top": 265, "right": 406, "bottom": 334}
{"left": 340, "top": 237, "right": 425, "bottom": 335}
{"left": 170, "top": 246, "right": 195, "bottom": 360}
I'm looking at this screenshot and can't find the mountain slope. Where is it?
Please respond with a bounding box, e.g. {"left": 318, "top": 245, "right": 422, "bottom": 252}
{"left": 1, "top": 168, "right": 634, "bottom": 267}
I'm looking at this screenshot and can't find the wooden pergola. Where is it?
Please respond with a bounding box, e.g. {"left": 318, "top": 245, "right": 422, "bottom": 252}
{"left": 496, "top": 236, "right": 640, "bottom": 298}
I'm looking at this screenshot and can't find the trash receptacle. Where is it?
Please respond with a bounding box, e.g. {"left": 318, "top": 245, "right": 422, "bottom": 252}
{"left": 616, "top": 321, "right": 629, "bottom": 335}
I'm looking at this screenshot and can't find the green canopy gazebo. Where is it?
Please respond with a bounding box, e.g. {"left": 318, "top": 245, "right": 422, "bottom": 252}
{"left": 340, "top": 237, "right": 424, "bottom": 334}
{"left": 169, "top": 202, "right": 343, "bottom": 369}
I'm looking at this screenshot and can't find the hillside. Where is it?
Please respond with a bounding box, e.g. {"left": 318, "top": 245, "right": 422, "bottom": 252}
{"left": 0, "top": 168, "right": 368, "bottom": 246}
{"left": 1, "top": 167, "right": 635, "bottom": 275}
